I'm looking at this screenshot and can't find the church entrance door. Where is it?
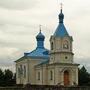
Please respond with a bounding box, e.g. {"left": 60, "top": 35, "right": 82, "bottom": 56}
{"left": 64, "top": 70, "right": 69, "bottom": 86}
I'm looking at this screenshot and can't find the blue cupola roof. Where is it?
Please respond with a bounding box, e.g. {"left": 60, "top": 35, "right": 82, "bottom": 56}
{"left": 24, "top": 29, "right": 49, "bottom": 59}
{"left": 53, "top": 8, "right": 69, "bottom": 37}
{"left": 36, "top": 30, "right": 45, "bottom": 48}
{"left": 36, "top": 30, "right": 45, "bottom": 41}
{"left": 59, "top": 9, "right": 64, "bottom": 23}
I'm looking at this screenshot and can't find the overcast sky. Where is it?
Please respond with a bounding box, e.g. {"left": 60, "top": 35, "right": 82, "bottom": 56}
{"left": 0, "top": 0, "right": 90, "bottom": 72}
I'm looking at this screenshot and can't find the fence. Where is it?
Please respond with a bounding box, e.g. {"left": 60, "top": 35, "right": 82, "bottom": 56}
{"left": 0, "top": 84, "right": 90, "bottom": 90}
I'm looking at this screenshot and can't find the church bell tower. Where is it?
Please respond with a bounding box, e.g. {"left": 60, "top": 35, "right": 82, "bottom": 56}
{"left": 50, "top": 7, "right": 74, "bottom": 64}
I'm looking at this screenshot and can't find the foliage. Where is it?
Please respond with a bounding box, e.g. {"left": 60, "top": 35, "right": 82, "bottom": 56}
{"left": 78, "top": 66, "right": 90, "bottom": 86}
{"left": 0, "top": 69, "right": 4, "bottom": 85}
{"left": 0, "top": 69, "right": 16, "bottom": 86}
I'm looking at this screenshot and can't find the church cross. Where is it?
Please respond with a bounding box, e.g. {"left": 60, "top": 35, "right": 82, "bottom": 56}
{"left": 39, "top": 25, "right": 41, "bottom": 32}
{"left": 60, "top": 3, "right": 63, "bottom": 10}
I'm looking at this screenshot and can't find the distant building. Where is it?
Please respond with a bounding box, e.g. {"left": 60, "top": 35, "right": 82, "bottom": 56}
{"left": 15, "top": 8, "right": 79, "bottom": 86}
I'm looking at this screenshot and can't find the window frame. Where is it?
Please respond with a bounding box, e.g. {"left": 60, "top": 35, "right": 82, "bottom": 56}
{"left": 51, "top": 42, "right": 54, "bottom": 50}
{"left": 38, "top": 72, "right": 40, "bottom": 80}
{"left": 50, "top": 70, "right": 53, "bottom": 80}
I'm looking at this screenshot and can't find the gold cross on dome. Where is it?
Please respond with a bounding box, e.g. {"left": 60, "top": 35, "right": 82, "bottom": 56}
{"left": 39, "top": 25, "right": 41, "bottom": 32}
{"left": 60, "top": 3, "right": 63, "bottom": 10}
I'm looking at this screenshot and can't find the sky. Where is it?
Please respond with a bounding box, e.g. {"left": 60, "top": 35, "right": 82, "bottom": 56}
{"left": 0, "top": 0, "right": 90, "bottom": 72}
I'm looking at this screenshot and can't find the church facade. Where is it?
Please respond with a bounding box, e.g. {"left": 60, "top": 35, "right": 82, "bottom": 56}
{"left": 15, "top": 8, "right": 79, "bottom": 86}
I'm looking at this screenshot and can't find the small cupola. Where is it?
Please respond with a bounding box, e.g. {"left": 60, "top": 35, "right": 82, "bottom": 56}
{"left": 24, "top": 26, "right": 49, "bottom": 59}
{"left": 36, "top": 26, "right": 45, "bottom": 48}
{"left": 36, "top": 30, "right": 45, "bottom": 41}
{"left": 59, "top": 8, "right": 64, "bottom": 23}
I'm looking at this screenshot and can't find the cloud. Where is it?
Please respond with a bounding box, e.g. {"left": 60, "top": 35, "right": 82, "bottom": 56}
{"left": 0, "top": 47, "right": 19, "bottom": 72}
{"left": 74, "top": 57, "right": 90, "bottom": 72}
{"left": 0, "top": 0, "right": 38, "bottom": 10}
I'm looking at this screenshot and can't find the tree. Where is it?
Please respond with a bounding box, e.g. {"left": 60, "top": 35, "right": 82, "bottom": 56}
{"left": 78, "top": 66, "right": 90, "bottom": 86}
{"left": 0, "top": 69, "right": 16, "bottom": 86}
{"left": 11, "top": 73, "right": 16, "bottom": 85}
{"left": 4, "top": 69, "right": 13, "bottom": 86}
{"left": 0, "top": 69, "right": 4, "bottom": 86}
{"left": 4, "top": 69, "right": 13, "bottom": 80}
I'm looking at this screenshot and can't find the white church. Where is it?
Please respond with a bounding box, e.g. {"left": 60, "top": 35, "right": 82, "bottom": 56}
{"left": 15, "top": 8, "right": 79, "bottom": 86}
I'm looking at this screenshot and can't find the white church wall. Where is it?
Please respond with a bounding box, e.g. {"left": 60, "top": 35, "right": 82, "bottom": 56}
{"left": 16, "top": 57, "right": 47, "bottom": 85}
{"left": 54, "top": 66, "right": 61, "bottom": 85}
{"left": 28, "top": 59, "right": 43, "bottom": 84}
{"left": 47, "top": 66, "right": 55, "bottom": 85}
{"left": 71, "top": 67, "right": 79, "bottom": 85}
{"left": 42, "top": 65, "right": 48, "bottom": 85}
{"left": 35, "top": 65, "right": 48, "bottom": 85}
{"left": 16, "top": 59, "right": 28, "bottom": 84}
{"left": 35, "top": 68, "right": 42, "bottom": 85}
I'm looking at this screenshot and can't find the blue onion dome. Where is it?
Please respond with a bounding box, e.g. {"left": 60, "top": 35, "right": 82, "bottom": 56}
{"left": 36, "top": 30, "right": 45, "bottom": 41}
{"left": 59, "top": 9, "right": 64, "bottom": 23}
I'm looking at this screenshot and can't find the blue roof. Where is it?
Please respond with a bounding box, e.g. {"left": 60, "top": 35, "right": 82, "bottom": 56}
{"left": 24, "top": 30, "right": 49, "bottom": 59}
{"left": 24, "top": 48, "right": 49, "bottom": 59}
{"left": 53, "top": 9, "right": 69, "bottom": 37}
{"left": 36, "top": 30, "right": 45, "bottom": 41}
{"left": 54, "top": 23, "right": 69, "bottom": 37}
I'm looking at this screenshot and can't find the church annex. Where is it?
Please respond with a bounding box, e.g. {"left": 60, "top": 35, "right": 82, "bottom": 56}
{"left": 15, "top": 8, "right": 79, "bottom": 86}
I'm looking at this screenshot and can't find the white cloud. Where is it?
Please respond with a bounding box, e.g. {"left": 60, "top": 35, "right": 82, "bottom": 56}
{"left": 0, "top": 0, "right": 38, "bottom": 10}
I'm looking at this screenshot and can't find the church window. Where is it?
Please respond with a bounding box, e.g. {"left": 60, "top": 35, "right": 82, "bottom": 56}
{"left": 50, "top": 71, "right": 53, "bottom": 80}
{"left": 63, "top": 40, "right": 69, "bottom": 49}
{"left": 20, "top": 65, "right": 23, "bottom": 74}
{"left": 65, "top": 56, "right": 68, "bottom": 59}
{"left": 38, "top": 72, "right": 40, "bottom": 80}
{"left": 51, "top": 42, "right": 53, "bottom": 50}
{"left": 18, "top": 68, "right": 20, "bottom": 78}
{"left": 18, "top": 65, "right": 23, "bottom": 78}
{"left": 24, "top": 65, "right": 26, "bottom": 78}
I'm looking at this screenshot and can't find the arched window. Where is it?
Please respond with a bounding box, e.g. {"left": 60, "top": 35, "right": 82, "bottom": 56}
{"left": 18, "top": 65, "right": 23, "bottom": 78}
{"left": 24, "top": 66, "right": 26, "bottom": 78}
{"left": 51, "top": 42, "right": 53, "bottom": 50}
{"left": 63, "top": 40, "right": 69, "bottom": 49}
{"left": 38, "top": 72, "right": 40, "bottom": 80}
{"left": 20, "top": 65, "right": 23, "bottom": 74}
{"left": 50, "top": 71, "right": 53, "bottom": 80}
{"left": 18, "top": 68, "right": 20, "bottom": 78}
